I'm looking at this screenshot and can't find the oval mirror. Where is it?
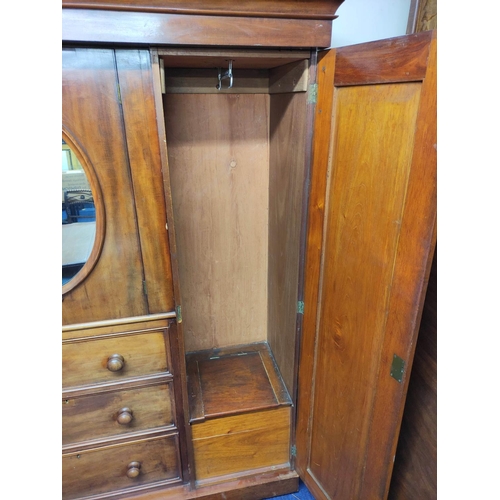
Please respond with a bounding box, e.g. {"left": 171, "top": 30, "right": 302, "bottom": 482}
{"left": 62, "top": 132, "right": 104, "bottom": 293}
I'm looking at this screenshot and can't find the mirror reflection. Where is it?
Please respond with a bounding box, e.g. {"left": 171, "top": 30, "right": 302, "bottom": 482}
{"left": 62, "top": 139, "right": 96, "bottom": 286}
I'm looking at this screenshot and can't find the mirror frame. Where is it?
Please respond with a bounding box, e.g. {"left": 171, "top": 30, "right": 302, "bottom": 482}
{"left": 62, "top": 127, "right": 106, "bottom": 295}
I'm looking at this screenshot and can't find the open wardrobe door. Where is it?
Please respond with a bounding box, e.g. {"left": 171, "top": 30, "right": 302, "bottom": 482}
{"left": 296, "top": 31, "right": 436, "bottom": 500}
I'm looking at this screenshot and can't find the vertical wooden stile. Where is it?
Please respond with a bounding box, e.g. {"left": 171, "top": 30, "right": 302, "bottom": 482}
{"left": 150, "top": 49, "right": 195, "bottom": 487}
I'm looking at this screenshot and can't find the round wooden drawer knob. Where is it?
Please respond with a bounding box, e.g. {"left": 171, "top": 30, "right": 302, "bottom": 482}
{"left": 126, "top": 461, "right": 141, "bottom": 478}
{"left": 107, "top": 354, "right": 125, "bottom": 372}
{"left": 117, "top": 407, "right": 133, "bottom": 425}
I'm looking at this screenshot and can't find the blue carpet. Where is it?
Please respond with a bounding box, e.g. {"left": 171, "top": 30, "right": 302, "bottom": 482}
{"left": 264, "top": 480, "right": 315, "bottom": 500}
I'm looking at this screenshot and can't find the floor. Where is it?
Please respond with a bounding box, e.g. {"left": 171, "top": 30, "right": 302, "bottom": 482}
{"left": 264, "top": 480, "right": 315, "bottom": 500}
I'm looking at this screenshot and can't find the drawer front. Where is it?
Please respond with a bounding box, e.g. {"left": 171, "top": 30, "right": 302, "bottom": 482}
{"left": 62, "top": 331, "right": 170, "bottom": 389}
{"left": 192, "top": 406, "right": 291, "bottom": 480}
{"left": 62, "top": 434, "right": 181, "bottom": 499}
{"left": 63, "top": 382, "right": 176, "bottom": 446}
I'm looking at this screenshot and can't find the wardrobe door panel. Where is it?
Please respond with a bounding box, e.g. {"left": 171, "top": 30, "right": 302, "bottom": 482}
{"left": 62, "top": 48, "right": 147, "bottom": 324}
{"left": 115, "top": 49, "right": 175, "bottom": 314}
{"left": 297, "top": 31, "right": 436, "bottom": 500}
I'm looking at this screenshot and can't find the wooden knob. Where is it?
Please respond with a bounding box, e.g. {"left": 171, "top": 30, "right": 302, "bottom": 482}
{"left": 117, "top": 408, "right": 133, "bottom": 425}
{"left": 126, "top": 461, "right": 141, "bottom": 478}
{"left": 107, "top": 354, "right": 125, "bottom": 372}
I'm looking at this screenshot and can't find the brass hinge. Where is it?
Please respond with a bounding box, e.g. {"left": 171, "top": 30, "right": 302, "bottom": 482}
{"left": 307, "top": 83, "right": 318, "bottom": 104}
{"left": 291, "top": 445, "right": 297, "bottom": 457}
{"left": 176, "top": 305, "right": 182, "bottom": 323}
{"left": 390, "top": 354, "right": 406, "bottom": 383}
{"left": 297, "top": 301, "right": 305, "bottom": 314}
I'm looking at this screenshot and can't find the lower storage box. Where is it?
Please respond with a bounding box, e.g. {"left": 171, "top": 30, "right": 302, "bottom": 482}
{"left": 186, "top": 342, "right": 293, "bottom": 482}
{"left": 192, "top": 406, "right": 291, "bottom": 480}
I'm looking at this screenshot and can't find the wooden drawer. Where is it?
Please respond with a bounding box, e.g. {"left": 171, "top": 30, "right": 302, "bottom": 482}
{"left": 63, "top": 382, "right": 175, "bottom": 446}
{"left": 62, "top": 331, "right": 170, "bottom": 389}
{"left": 62, "top": 433, "right": 181, "bottom": 499}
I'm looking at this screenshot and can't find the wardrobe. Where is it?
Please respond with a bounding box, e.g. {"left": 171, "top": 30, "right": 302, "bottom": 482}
{"left": 62, "top": 2, "right": 437, "bottom": 499}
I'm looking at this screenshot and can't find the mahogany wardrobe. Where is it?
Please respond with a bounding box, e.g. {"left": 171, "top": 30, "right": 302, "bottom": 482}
{"left": 62, "top": 2, "right": 436, "bottom": 499}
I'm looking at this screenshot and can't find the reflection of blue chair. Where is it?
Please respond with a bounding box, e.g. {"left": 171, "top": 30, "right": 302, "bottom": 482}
{"left": 77, "top": 207, "right": 96, "bottom": 222}
{"left": 64, "top": 190, "right": 95, "bottom": 223}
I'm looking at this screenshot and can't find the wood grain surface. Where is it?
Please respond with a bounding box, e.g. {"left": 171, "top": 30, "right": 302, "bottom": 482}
{"left": 296, "top": 31, "right": 436, "bottom": 500}
{"left": 112, "top": 467, "right": 298, "bottom": 499}
{"left": 164, "top": 68, "right": 269, "bottom": 94}
{"left": 269, "top": 60, "right": 309, "bottom": 94}
{"left": 267, "top": 91, "right": 308, "bottom": 395}
{"left": 63, "top": 330, "right": 170, "bottom": 389}
{"left": 163, "top": 63, "right": 308, "bottom": 95}
{"left": 62, "top": 0, "right": 344, "bottom": 20}
{"left": 62, "top": 9, "right": 333, "bottom": 48}
{"left": 334, "top": 31, "right": 433, "bottom": 86}
{"left": 186, "top": 342, "right": 291, "bottom": 422}
{"left": 308, "top": 81, "right": 422, "bottom": 497}
{"left": 159, "top": 49, "right": 308, "bottom": 70}
{"left": 164, "top": 93, "right": 269, "bottom": 352}
{"left": 191, "top": 407, "right": 290, "bottom": 480}
{"left": 295, "top": 48, "right": 337, "bottom": 479}
{"left": 388, "top": 250, "right": 437, "bottom": 499}
{"left": 62, "top": 47, "right": 148, "bottom": 324}
{"left": 115, "top": 49, "right": 175, "bottom": 313}
{"left": 150, "top": 50, "right": 194, "bottom": 486}
{"left": 197, "top": 353, "right": 278, "bottom": 417}
{"left": 62, "top": 433, "right": 181, "bottom": 499}
{"left": 359, "top": 32, "right": 437, "bottom": 499}
{"left": 62, "top": 381, "right": 175, "bottom": 446}
{"left": 62, "top": 316, "right": 173, "bottom": 340}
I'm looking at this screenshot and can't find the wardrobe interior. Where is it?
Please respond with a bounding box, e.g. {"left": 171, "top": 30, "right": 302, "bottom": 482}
{"left": 160, "top": 50, "right": 311, "bottom": 478}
